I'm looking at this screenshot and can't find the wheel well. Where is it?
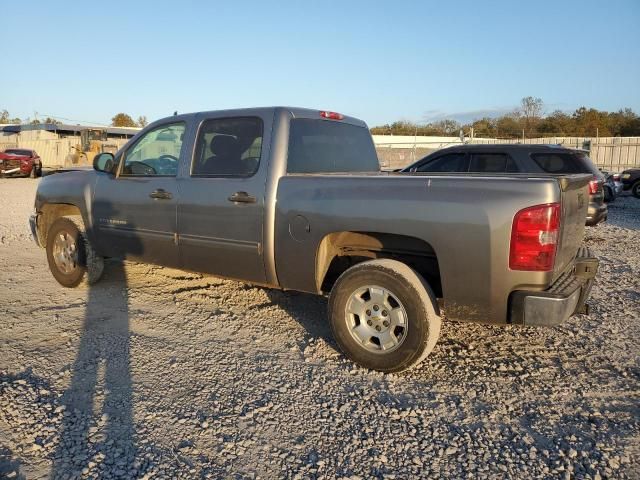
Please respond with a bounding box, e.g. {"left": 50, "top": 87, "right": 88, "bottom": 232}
{"left": 317, "top": 232, "right": 442, "bottom": 297}
{"left": 38, "top": 204, "right": 83, "bottom": 246}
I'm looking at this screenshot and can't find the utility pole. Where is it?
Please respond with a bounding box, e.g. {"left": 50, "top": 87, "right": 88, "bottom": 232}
{"left": 412, "top": 125, "right": 418, "bottom": 163}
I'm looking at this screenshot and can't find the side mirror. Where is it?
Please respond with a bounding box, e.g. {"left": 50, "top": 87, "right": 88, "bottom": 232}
{"left": 93, "top": 152, "right": 115, "bottom": 174}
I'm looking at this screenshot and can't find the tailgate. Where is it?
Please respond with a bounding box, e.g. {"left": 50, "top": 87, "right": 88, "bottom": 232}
{"left": 554, "top": 174, "right": 591, "bottom": 278}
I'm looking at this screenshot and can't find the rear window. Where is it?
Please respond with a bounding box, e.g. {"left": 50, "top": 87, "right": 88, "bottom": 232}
{"left": 531, "top": 152, "right": 597, "bottom": 174}
{"left": 287, "top": 119, "right": 379, "bottom": 174}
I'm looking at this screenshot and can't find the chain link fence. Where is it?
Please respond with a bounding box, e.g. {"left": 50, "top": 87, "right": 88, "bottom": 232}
{"left": 3, "top": 133, "right": 639, "bottom": 172}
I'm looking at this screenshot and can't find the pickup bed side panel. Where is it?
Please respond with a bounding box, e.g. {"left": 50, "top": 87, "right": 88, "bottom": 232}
{"left": 275, "top": 175, "right": 563, "bottom": 325}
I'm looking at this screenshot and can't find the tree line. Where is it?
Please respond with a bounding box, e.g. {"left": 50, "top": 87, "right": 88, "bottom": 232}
{"left": 0, "top": 110, "right": 148, "bottom": 128}
{"left": 1, "top": 110, "right": 61, "bottom": 126}
{"left": 370, "top": 97, "right": 640, "bottom": 138}
{"left": 5, "top": 99, "right": 640, "bottom": 137}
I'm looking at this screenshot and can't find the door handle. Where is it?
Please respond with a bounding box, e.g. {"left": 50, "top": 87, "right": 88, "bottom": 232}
{"left": 149, "top": 189, "right": 173, "bottom": 200}
{"left": 228, "top": 191, "right": 256, "bottom": 204}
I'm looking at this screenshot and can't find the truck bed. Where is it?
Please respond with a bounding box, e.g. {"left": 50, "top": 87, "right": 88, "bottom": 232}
{"left": 274, "top": 172, "right": 591, "bottom": 325}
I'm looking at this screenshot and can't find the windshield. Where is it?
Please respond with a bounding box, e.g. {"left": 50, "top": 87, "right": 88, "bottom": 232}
{"left": 4, "top": 149, "right": 32, "bottom": 156}
{"left": 287, "top": 119, "right": 379, "bottom": 174}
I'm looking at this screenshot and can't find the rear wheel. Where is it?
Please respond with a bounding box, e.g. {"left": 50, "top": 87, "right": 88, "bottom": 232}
{"left": 328, "top": 259, "right": 441, "bottom": 372}
{"left": 46, "top": 216, "right": 104, "bottom": 287}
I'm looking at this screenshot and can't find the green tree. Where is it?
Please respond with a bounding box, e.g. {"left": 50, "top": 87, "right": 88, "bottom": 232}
{"left": 468, "top": 117, "right": 498, "bottom": 137}
{"left": 0, "top": 109, "right": 21, "bottom": 124}
{"left": 518, "top": 96, "right": 544, "bottom": 136}
{"left": 572, "top": 107, "right": 610, "bottom": 137}
{"left": 607, "top": 108, "right": 640, "bottom": 136}
{"left": 137, "top": 115, "right": 148, "bottom": 128}
{"left": 495, "top": 115, "right": 522, "bottom": 138}
{"left": 111, "top": 113, "right": 137, "bottom": 127}
{"left": 430, "top": 119, "right": 461, "bottom": 136}
{"left": 537, "top": 110, "right": 573, "bottom": 136}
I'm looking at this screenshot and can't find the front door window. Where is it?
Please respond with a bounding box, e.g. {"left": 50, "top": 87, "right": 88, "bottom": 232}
{"left": 121, "top": 123, "right": 185, "bottom": 176}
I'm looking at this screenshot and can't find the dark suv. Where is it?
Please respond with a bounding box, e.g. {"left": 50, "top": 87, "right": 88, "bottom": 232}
{"left": 401, "top": 144, "right": 607, "bottom": 226}
{"left": 620, "top": 168, "right": 640, "bottom": 198}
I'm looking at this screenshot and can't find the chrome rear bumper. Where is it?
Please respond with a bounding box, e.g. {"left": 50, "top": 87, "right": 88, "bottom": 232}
{"left": 509, "top": 247, "right": 598, "bottom": 326}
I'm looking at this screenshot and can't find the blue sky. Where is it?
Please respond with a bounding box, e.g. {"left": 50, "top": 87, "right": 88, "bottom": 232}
{"left": 2, "top": 0, "right": 639, "bottom": 127}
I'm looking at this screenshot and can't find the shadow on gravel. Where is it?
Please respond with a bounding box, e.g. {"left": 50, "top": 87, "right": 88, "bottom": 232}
{"left": 264, "top": 289, "right": 333, "bottom": 344}
{"left": 0, "top": 445, "right": 26, "bottom": 480}
{"left": 50, "top": 261, "right": 136, "bottom": 478}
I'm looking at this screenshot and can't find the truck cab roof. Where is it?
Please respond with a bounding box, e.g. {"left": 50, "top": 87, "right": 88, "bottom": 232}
{"left": 152, "top": 107, "right": 368, "bottom": 129}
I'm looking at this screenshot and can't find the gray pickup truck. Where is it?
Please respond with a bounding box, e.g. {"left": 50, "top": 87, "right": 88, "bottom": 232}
{"left": 30, "top": 107, "right": 598, "bottom": 372}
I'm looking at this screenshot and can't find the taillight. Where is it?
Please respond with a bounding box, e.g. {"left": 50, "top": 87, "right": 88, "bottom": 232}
{"left": 510, "top": 203, "right": 560, "bottom": 271}
{"left": 588, "top": 179, "right": 599, "bottom": 195}
{"left": 319, "top": 111, "right": 344, "bottom": 120}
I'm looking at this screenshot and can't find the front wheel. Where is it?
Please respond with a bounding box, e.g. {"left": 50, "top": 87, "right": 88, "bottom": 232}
{"left": 632, "top": 181, "right": 640, "bottom": 199}
{"left": 328, "top": 259, "right": 441, "bottom": 372}
{"left": 46, "top": 216, "right": 104, "bottom": 287}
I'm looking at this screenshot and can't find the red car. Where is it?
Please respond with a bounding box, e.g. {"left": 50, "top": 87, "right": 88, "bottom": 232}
{"left": 0, "top": 148, "right": 43, "bottom": 178}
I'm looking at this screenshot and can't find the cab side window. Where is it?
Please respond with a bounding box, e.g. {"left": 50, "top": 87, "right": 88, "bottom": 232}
{"left": 192, "top": 117, "right": 263, "bottom": 177}
{"left": 469, "top": 153, "right": 519, "bottom": 173}
{"left": 416, "top": 153, "right": 468, "bottom": 172}
{"left": 120, "top": 123, "right": 185, "bottom": 177}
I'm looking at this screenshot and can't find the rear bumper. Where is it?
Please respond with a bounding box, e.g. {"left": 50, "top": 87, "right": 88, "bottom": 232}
{"left": 586, "top": 202, "right": 607, "bottom": 226}
{"left": 614, "top": 182, "right": 624, "bottom": 195}
{"left": 509, "top": 247, "right": 598, "bottom": 326}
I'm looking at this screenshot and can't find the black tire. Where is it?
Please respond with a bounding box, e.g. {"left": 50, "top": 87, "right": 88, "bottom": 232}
{"left": 632, "top": 181, "right": 640, "bottom": 199}
{"left": 328, "top": 259, "right": 441, "bottom": 372}
{"left": 604, "top": 186, "right": 613, "bottom": 203}
{"left": 46, "top": 216, "right": 104, "bottom": 288}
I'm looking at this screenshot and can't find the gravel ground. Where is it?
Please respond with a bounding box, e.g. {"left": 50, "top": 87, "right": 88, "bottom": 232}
{"left": 0, "top": 178, "right": 638, "bottom": 479}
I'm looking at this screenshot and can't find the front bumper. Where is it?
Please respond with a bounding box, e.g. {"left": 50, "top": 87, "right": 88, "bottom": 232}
{"left": 509, "top": 247, "right": 598, "bottom": 326}
{"left": 29, "top": 213, "right": 43, "bottom": 247}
